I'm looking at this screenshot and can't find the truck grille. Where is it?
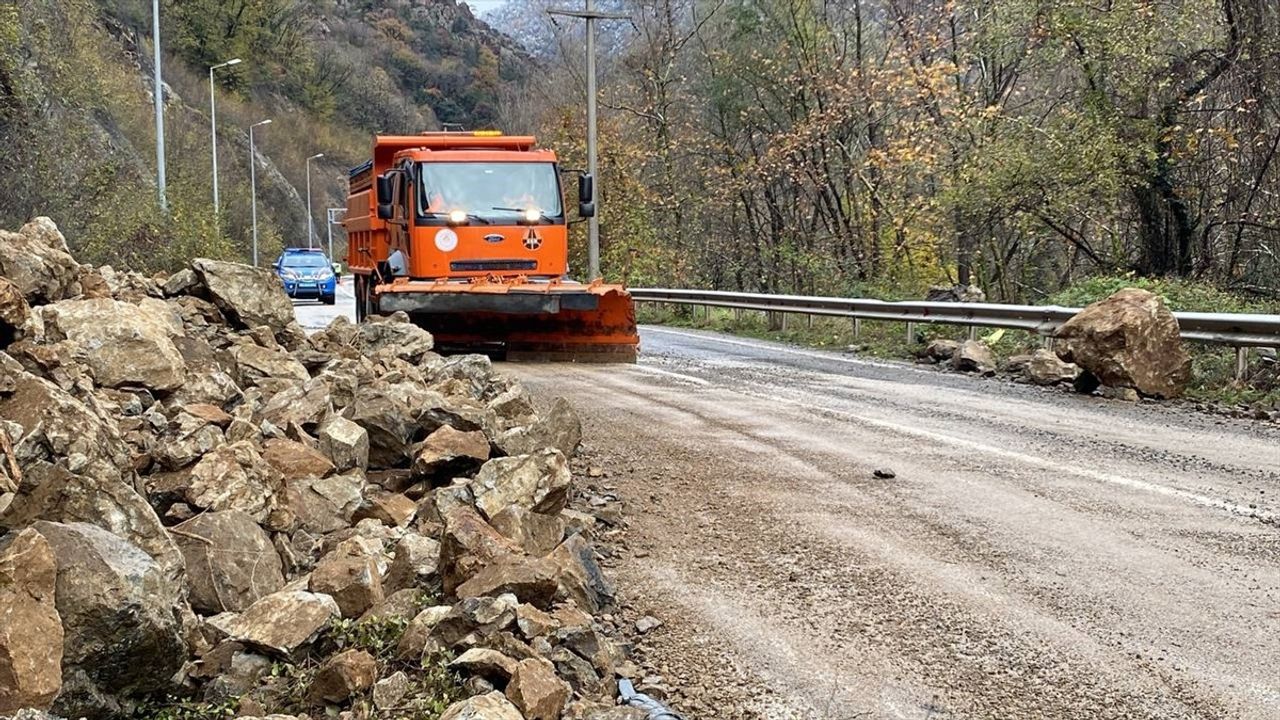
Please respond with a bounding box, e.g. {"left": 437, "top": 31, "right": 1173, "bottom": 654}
{"left": 450, "top": 259, "right": 538, "bottom": 272}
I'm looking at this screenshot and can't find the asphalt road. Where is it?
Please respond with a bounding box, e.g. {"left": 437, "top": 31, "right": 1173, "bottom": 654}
{"left": 507, "top": 326, "right": 1280, "bottom": 720}
{"left": 292, "top": 280, "right": 356, "bottom": 331}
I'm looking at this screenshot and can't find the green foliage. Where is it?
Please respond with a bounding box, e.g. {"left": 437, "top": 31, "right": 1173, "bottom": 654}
{"left": 1048, "top": 274, "right": 1277, "bottom": 313}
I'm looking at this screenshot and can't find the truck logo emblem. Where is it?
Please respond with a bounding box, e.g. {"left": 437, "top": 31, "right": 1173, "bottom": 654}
{"left": 523, "top": 229, "right": 542, "bottom": 250}
{"left": 483, "top": 233, "right": 504, "bottom": 243}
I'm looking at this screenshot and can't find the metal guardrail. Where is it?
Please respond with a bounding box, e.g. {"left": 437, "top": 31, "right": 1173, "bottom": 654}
{"left": 630, "top": 288, "right": 1280, "bottom": 376}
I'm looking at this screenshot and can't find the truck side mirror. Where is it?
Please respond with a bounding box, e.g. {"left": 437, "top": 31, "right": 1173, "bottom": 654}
{"left": 376, "top": 173, "right": 394, "bottom": 219}
{"left": 578, "top": 173, "right": 595, "bottom": 218}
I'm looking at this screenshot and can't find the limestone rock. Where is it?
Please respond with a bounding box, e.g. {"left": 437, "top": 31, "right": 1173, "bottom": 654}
{"left": 1023, "top": 348, "right": 1079, "bottom": 386}
{"left": 159, "top": 441, "right": 281, "bottom": 521}
{"left": 0, "top": 218, "right": 81, "bottom": 305}
{"left": 317, "top": 416, "right": 368, "bottom": 472}
{"left": 353, "top": 490, "right": 417, "bottom": 528}
{"left": 307, "top": 649, "right": 377, "bottom": 704}
{"left": 191, "top": 259, "right": 294, "bottom": 332}
{"left": 224, "top": 590, "right": 340, "bottom": 658}
{"left": 384, "top": 534, "right": 441, "bottom": 593}
{"left": 921, "top": 338, "right": 959, "bottom": 362}
{"left": 41, "top": 298, "right": 186, "bottom": 391}
{"left": 439, "top": 505, "right": 524, "bottom": 593}
{"left": 449, "top": 648, "right": 518, "bottom": 682}
{"left": 286, "top": 472, "right": 364, "bottom": 535}
{"left": 439, "top": 691, "right": 525, "bottom": 720}
{"left": 309, "top": 539, "right": 384, "bottom": 618}
{"left": 0, "top": 529, "right": 63, "bottom": 714}
{"left": 506, "top": 657, "right": 570, "bottom": 720}
{"left": 489, "top": 505, "right": 565, "bottom": 557}
{"left": 1054, "top": 288, "right": 1192, "bottom": 398}
{"left": 34, "top": 521, "right": 186, "bottom": 719}
{"left": 949, "top": 339, "right": 996, "bottom": 375}
{"left": 261, "top": 438, "right": 334, "bottom": 481}
{"left": 495, "top": 398, "right": 582, "bottom": 458}
{"left": 411, "top": 425, "right": 490, "bottom": 479}
{"left": 232, "top": 343, "right": 310, "bottom": 384}
{"left": 356, "top": 315, "right": 435, "bottom": 362}
{"left": 372, "top": 670, "right": 411, "bottom": 710}
{"left": 0, "top": 277, "right": 31, "bottom": 346}
{"left": 455, "top": 555, "right": 559, "bottom": 609}
{"left": 171, "top": 510, "right": 284, "bottom": 614}
{"left": 547, "top": 534, "right": 615, "bottom": 614}
{"left": 471, "top": 450, "right": 572, "bottom": 522}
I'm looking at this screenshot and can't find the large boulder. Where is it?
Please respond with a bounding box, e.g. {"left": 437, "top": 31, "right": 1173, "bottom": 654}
{"left": 546, "top": 534, "right": 615, "bottom": 614}
{"left": 3, "top": 463, "right": 184, "bottom": 584}
{"left": 0, "top": 218, "right": 81, "bottom": 305}
{"left": 286, "top": 472, "right": 364, "bottom": 535}
{"left": 1054, "top": 288, "right": 1192, "bottom": 398}
{"left": 345, "top": 386, "right": 417, "bottom": 469}
{"left": 261, "top": 438, "right": 334, "bottom": 481}
{"left": 384, "top": 534, "right": 441, "bottom": 593}
{"left": 191, "top": 259, "right": 294, "bottom": 332}
{"left": 355, "top": 315, "right": 435, "bottom": 362}
{"left": 471, "top": 450, "right": 572, "bottom": 521}
{"left": 170, "top": 510, "right": 285, "bottom": 614}
{"left": 0, "top": 529, "right": 63, "bottom": 714}
{"left": 231, "top": 343, "right": 310, "bottom": 385}
{"left": 40, "top": 298, "right": 186, "bottom": 391}
{"left": 455, "top": 555, "right": 559, "bottom": 608}
{"left": 33, "top": 521, "right": 186, "bottom": 719}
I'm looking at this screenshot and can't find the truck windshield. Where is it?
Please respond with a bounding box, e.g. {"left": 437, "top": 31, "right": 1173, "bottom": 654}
{"left": 419, "top": 162, "right": 562, "bottom": 220}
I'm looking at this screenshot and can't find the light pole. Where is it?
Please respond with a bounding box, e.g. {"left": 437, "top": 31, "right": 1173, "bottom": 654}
{"left": 327, "top": 208, "right": 346, "bottom": 261}
{"left": 306, "top": 153, "right": 325, "bottom": 249}
{"left": 548, "top": 1, "right": 628, "bottom": 280}
{"left": 151, "top": 0, "right": 166, "bottom": 211}
{"left": 248, "top": 119, "right": 272, "bottom": 266}
{"left": 209, "top": 57, "right": 243, "bottom": 220}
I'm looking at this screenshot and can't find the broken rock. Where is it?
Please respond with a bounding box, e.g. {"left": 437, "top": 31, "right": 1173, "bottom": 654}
{"left": 225, "top": 590, "right": 340, "bottom": 658}
{"left": 949, "top": 339, "right": 996, "bottom": 375}
{"left": 384, "top": 534, "right": 441, "bottom": 593}
{"left": 34, "top": 521, "right": 186, "bottom": 719}
{"left": 0, "top": 528, "right": 63, "bottom": 714}
{"left": 307, "top": 649, "right": 377, "bottom": 704}
{"left": 317, "top": 415, "right": 369, "bottom": 472}
{"left": 471, "top": 449, "right": 572, "bottom": 521}
{"left": 439, "top": 691, "right": 525, "bottom": 720}
{"left": 41, "top": 298, "right": 186, "bottom": 391}
{"left": 309, "top": 538, "right": 384, "bottom": 618}
{"left": 506, "top": 657, "right": 571, "bottom": 720}
{"left": 191, "top": 259, "right": 294, "bottom": 332}
{"left": 171, "top": 510, "right": 285, "bottom": 614}
{"left": 411, "top": 425, "right": 490, "bottom": 479}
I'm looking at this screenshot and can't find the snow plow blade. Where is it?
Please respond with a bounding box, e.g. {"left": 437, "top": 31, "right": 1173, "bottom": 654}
{"left": 377, "top": 279, "right": 639, "bottom": 363}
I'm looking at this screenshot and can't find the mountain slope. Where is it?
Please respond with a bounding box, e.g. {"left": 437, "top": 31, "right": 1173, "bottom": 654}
{"left": 0, "top": 0, "right": 530, "bottom": 270}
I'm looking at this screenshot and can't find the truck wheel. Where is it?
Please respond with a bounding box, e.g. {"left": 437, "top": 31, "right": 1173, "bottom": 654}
{"left": 354, "top": 276, "right": 367, "bottom": 322}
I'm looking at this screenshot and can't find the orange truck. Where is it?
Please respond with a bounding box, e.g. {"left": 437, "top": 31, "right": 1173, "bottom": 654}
{"left": 343, "top": 131, "right": 638, "bottom": 361}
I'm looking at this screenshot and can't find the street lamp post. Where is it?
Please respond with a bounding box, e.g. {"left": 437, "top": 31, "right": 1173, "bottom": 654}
{"left": 151, "top": 0, "right": 166, "bottom": 211}
{"left": 209, "top": 57, "right": 243, "bottom": 221}
{"left": 326, "top": 208, "right": 346, "bottom": 261}
{"left": 547, "top": 1, "right": 629, "bottom": 281}
{"left": 306, "top": 153, "right": 325, "bottom": 249}
{"left": 248, "top": 119, "right": 272, "bottom": 266}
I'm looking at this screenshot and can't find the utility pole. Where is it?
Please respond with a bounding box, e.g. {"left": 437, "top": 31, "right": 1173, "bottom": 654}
{"left": 327, "top": 208, "right": 346, "bottom": 261}
{"left": 152, "top": 0, "right": 166, "bottom": 211}
{"left": 249, "top": 119, "right": 272, "bottom": 266}
{"left": 209, "top": 57, "right": 243, "bottom": 222}
{"left": 306, "top": 153, "right": 325, "bottom": 249}
{"left": 548, "top": 0, "right": 628, "bottom": 281}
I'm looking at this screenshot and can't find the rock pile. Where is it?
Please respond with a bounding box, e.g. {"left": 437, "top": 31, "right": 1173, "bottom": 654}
{"left": 0, "top": 220, "right": 643, "bottom": 720}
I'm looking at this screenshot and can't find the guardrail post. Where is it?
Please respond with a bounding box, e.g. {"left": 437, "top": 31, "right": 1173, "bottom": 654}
{"left": 853, "top": 317, "right": 862, "bottom": 339}
{"left": 806, "top": 314, "right": 814, "bottom": 330}
{"left": 733, "top": 308, "right": 742, "bottom": 322}
{"left": 1041, "top": 335, "right": 1054, "bottom": 350}
{"left": 967, "top": 325, "right": 977, "bottom": 341}
{"left": 906, "top": 322, "right": 916, "bottom": 344}
{"left": 1236, "top": 347, "right": 1249, "bottom": 381}
{"left": 781, "top": 313, "right": 789, "bottom": 331}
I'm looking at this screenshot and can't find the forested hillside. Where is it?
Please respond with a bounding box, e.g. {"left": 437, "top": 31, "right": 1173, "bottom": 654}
{"left": 0, "top": 0, "right": 528, "bottom": 271}
{"left": 516, "top": 0, "right": 1280, "bottom": 303}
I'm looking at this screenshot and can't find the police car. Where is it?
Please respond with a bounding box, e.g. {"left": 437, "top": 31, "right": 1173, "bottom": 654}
{"left": 274, "top": 248, "right": 337, "bottom": 304}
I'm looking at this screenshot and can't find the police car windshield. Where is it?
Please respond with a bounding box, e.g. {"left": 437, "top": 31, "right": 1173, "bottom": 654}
{"left": 283, "top": 253, "right": 329, "bottom": 268}
{"left": 419, "top": 162, "right": 561, "bottom": 219}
